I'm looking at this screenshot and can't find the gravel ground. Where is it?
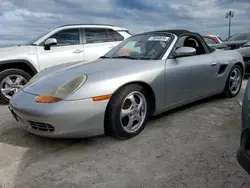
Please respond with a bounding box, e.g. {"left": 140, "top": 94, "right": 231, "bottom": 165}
{"left": 0, "top": 80, "right": 249, "bottom": 188}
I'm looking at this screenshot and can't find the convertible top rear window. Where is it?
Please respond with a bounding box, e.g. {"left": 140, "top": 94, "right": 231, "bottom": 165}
{"left": 102, "top": 33, "right": 173, "bottom": 60}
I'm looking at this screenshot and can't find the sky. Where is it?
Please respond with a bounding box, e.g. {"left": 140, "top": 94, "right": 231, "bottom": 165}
{"left": 0, "top": 0, "right": 250, "bottom": 47}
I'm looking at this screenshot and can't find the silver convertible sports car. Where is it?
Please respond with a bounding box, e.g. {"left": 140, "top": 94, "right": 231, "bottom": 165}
{"left": 9, "top": 29, "right": 244, "bottom": 139}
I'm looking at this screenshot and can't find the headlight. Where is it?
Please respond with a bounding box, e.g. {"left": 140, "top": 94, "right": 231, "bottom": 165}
{"left": 35, "top": 75, "right": 87, "bottom": 103}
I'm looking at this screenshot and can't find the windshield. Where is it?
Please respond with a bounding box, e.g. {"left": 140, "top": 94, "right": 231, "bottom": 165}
{"left": 23, "top": 30, "right": 51, "bottom": 45}
{"left": 102, "top": 33, "right": 172, "bottom": 60}
{"left": 227, "top": 32, "right": 250, "bottom": 41}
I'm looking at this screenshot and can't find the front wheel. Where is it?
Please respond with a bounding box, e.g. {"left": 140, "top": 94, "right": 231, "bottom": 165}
{"left": 0, "top": 69, "right": 31, "bottom": 104}
{"left": 223, "top": 64, "right": 243, "bottom": 98}
{"left": 105, "top": 84, "right": 150, "bottom": 139}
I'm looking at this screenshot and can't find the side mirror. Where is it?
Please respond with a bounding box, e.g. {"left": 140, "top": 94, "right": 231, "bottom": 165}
{"left": 242, "top": 41, "right": 250, "bottom": 48}
{"left": 174, "top": 47, "right": 196, "bottom": 58}
{"left": 44, "top": 38, "right": 57, "bottom": 50}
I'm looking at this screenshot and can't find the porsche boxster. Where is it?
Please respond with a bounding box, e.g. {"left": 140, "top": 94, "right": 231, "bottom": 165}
{"left": 9, "top": 29, "right": 245, "bottom": 139}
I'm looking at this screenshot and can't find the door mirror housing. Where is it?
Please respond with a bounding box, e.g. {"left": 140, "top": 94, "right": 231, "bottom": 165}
{"left": 174, "top": 47, "right": 196, "bottom": 58}
{"left": 242, "top": 40, "right": 250, "bottom": 48}
{"left": 44, "top": 38, "right": 57, "bottom": 50}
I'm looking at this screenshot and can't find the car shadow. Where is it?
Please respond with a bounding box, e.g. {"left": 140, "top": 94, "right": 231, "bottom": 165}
{"left": 0, "top": 125, "right": 119, "bottom": 187}
{"left": 0, "top": 125, "right": 110, "bottom": 148}
{"left": 0, "top": 101, "right": 6, "bottom": 106}
{"left": 149, "top": 94, "right": 226, "bottom": 122}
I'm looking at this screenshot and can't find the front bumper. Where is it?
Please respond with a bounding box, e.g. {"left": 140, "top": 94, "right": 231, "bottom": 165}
{"left": 237, "top": 129, "right": 250, "bottom": 174}
{"left": 243, "top": 57, "right": 250, "bottom": 74}
{"left": 9, "top": 90, "right": 109, "bottom": 138}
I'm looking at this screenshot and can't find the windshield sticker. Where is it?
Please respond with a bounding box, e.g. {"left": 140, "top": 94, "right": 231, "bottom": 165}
{"left": 148, "top": 36, "right": 170, "bottom": 41}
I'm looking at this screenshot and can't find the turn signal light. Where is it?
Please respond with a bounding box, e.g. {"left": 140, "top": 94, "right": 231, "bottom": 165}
{"left": 35, "top": 95, "right": 62, "bottom": 103}
{"left": 92, "top": 94, "right": 112, "bottom": 102}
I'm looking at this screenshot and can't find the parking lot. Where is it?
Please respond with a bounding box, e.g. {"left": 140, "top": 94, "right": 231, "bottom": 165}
{"left": 0, "top": 80, "right": 249, "bottom": 188}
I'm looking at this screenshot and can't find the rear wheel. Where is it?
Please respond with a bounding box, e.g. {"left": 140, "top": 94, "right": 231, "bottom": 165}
{"left": 0, "top": 69, "right": 31, "bottom": 104}
{"left": 224, "top": 64, "right": 243, "bottom": 98}
{"left": 105, "top": 84, "right": 150, "bottom": 139}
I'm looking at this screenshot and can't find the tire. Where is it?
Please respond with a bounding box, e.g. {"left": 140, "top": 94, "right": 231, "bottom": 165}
{"left": 224, "top": 64, "right": 243, "bottom": 98}
{"left": 105, "top": 84, "right": 151, "bottom": 139}
{"left": 0, "top": 69, "right": 32, "bottom": 104}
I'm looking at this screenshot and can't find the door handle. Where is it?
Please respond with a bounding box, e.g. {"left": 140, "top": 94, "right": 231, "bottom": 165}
{"left": 73, "top": 49, "right": 83, "bottom": 54}
{"left": 108, "top": 46, "right": 114, "bottom": 49}
{"left": 211, "top": 62, "right": 218, "bottom": 66}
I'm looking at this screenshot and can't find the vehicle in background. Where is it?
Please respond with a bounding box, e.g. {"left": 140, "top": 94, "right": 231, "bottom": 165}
{"left": 202, "top": 35, "right": 229, "bottom": 50}
{"left": 9, "top": 29, "right": 244, "bottom": 139}
{"left": 0, "top": 24, "right": 131, "bottom": 103}
{"left": 209, "top": 43, "right": 230, "bottom": 50}
{"left": 224, "top": 32, "right": 250, "bottom": 49}
{"left": 224, "top": 32, "right": 250, "bottom": 74}
{"left": 203, "top": 35, "right": 224, "bottom": 44}
{"left": 237, "top": 78, "right": 250, "bottom": 174}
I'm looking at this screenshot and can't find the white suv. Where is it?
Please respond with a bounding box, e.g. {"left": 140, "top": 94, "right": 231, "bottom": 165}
{"left": 0, "top": 24, "right": 131, "bottom": 103}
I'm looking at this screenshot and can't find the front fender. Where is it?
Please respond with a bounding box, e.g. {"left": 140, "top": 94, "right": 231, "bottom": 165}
{"left": 0, "top": 59, "right": 38, "bottom": 74}
{"left": 66, "top": 61, "right": 166, "bottom": 111}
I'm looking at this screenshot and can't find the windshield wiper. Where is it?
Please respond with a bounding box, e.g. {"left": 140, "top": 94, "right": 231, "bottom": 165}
{"left": 99, "top": 56, "right": 112, "bottom": 59}
{"left": 111, "top": 56, "right": 136, "bottom": 60}
{"left": 136, "top": 57, "right": 154, "bottom": 60}
{"left": 100, "top": 56, "right": 153, "bottom": 60}
{"left": 18, "top": 44, "right": 37, "bottom": 46}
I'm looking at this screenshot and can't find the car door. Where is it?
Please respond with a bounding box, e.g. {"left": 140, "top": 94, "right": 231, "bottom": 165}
{"left": 36, "top": 28, "right": 84, "bottom": 71}
{"left": 165, "top": 35, "right": 218, "bottom": 106}
{"left": 82, "top": 28, "right": 124, "bottom": 61}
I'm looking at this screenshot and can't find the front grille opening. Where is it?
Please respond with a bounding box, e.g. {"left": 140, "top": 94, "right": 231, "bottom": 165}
{"left": 28, "top": 121, "right": 55, "bottom": 132}
{"left": 243, "top": 57, "right": 250, "bottom": 63}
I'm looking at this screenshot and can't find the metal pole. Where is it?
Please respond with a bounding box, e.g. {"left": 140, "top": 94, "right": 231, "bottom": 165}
{"left": 229, "top": 15, "right": 231, "bottom": 38}
{"left": 225, "top": 11, "right": 234, "bottom": 39}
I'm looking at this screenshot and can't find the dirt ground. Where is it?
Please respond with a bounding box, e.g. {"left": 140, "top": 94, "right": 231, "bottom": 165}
{"left": 0, "top": 80, "right": 249, "bottom": 188}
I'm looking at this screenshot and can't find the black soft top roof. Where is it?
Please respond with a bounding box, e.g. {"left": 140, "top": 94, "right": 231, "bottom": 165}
{"left": 153, "top": 29, "right": 191, "bottom": 36}
{"left": 142, "top": 29, "right": 191, "bottom": 36}
{"left": 139, "top": 29, "right": 195, "bottom": 37}
{"left": 141, "top": 29, "right": 215, "bottom": 53}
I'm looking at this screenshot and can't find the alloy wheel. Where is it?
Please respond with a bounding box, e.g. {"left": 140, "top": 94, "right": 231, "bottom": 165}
{"left": 229, "top": 68, "right": 242, "bottom": 95}
{"left": 120, "top": 91, "right": 147, "bottom": 133}
{"left": 0, "top": 74, "right": 28, "bottom": 99}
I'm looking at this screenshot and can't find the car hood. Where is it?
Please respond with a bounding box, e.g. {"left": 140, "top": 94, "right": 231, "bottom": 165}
{"left": 0, "top": 45, "right": 35, "bottom": 51}
{"left": 22, "top": 58, "right": 144, "bottom": 96}
{"left": 0, "top": 45, "right": 36, "bottom": 61}
{"left": 224, "top": 40, "right": 248, "bottom": 48}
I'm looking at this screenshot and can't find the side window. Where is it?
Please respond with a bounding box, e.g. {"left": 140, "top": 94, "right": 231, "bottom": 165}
{"left": 50, "top": 28, "right": 80, "bottom": 46}
{"left": 203, "top": 37, "right": 216, "bottom": 44}
{"left": 106, "top": 29, "right": 124, "bottom": 41}
{"left": 175, "top": 35, "right": 206, "bottom": 56}
{"left": 175, "top": 36, "right": 187, "bottom": 48}
{"left": 84, "top": 28, "right": 107, "bottom": 43}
